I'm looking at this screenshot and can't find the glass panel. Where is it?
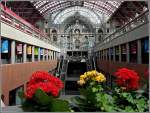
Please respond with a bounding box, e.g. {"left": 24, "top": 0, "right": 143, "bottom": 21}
{"left": 31, "top": 1, "right": 122, "bottom": 21}
{"left": 53, "top": 6, "right": 102, "bottom": 24}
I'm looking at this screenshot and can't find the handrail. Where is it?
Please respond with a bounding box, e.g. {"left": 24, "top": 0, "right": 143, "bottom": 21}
{"left": 0, "top": 3, "right": 59, "bottom": 48}
{"left": 0, "top": 3, "right": 46, "bottom": 36}
{"left": 111, "top": 10, "right": 149, "bottom": 37}
{"left": 96, "top": 10, "right": 149, "bottom": 47}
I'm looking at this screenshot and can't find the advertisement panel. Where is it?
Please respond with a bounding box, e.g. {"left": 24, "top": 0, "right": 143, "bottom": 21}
{"left": 16, "top": 43, "right": 22, "bottom": 54}
{"left": 40, "top": 48, "right": 43, "bottom": 55}
{"left": 1, "top": 39, "right": 8, "bottom": 53}
{"left": 144, "top": 38, "right": 149, "bottom": 53}
{"left": 34, "top": 47, "right": 39, "bottom": 55}
{"left": 27, "top": 46, "right": 32, "bottom": 55}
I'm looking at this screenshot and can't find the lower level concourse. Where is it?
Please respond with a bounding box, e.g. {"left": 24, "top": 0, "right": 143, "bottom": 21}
{"left": 0, "top": 1, "right": 149, "bottom": 112}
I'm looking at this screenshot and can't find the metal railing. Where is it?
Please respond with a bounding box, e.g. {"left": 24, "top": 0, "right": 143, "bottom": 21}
{"left": 96, "top": 10, "right": 149, "bottom": 48}
{"left": 60, "top": 59, "right": 69, "bottom": 95}
{"left": 0, "top": 4, "right": 59, "bottom": 48}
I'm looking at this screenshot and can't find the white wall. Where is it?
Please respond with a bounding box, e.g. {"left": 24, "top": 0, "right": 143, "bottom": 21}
{"left": 1, "top": 22, "right": 61, "bottom": 52}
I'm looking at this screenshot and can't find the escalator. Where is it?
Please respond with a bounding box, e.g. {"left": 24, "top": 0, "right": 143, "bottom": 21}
{"left": 59, "top": 59, "right": 69, "bottom": 95}
{"left": 58, "top": 56, "right": 96, "bottom": 95}
{"left": 65, "top": 61, "right": 87, "bottom": 95}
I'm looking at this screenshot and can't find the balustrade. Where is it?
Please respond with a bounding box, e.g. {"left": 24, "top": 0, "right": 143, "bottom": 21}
{"left": 99, "top": 10, "right": 149, "bottom": 46}
{"left": 0, "top": 4, "right": 59, "bottom": 48}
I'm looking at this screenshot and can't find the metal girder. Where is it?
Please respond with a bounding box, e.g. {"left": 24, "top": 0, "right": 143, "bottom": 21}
{"left": 109, "top": 1, "right": 147, "bottom": 26}
{"left": 41, "top": 1, "right": 69, "bottom": 14}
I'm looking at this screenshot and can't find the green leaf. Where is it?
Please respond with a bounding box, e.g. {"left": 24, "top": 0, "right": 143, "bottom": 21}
{"left": 92, "top": 87, "right": 98, "bottom": 92}
{"left": 125, "top": 106, "right": 134, "bottom": 112}
{"left": 50, "top": 99, "right": 70, "bottom": 112}
{"left": 22, "top": 99, "right": 37, "bottom": 112}
{"left": 34, "top": 89, "right": 52, "bottom": 106}
{"left": 121, "top": 92, "right": 134, "bottom": 104}
{"left": 135, "top": 98, "right": 148, "bottom": 112}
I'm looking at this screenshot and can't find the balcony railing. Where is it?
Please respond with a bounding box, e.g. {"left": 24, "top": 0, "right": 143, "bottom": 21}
{"left": 97, "top": 10, "right": 149, "bottom": 47}
{"left": 0, "top": 3, "right": 59, "bottom": 48}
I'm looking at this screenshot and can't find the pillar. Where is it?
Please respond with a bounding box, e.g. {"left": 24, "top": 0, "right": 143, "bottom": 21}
{"left": 38, "top": 47, "right": 40, "bottom": 61}
{"left": 49, "top": 50, "right": 51, "bottom": 60}
{"left": 55, "top": 51, "right": 56, "bottom": 60}
{"left": 51, "top": 51, "right": 53, "bottom": 60}
{"left": 137, "top": 40, "right": 142, "bottom": 64}
{"left": 119, "top": 45, "right": 122, "bottom": 62}
{"left": 56, "top": 52, "right": 58, "bottom": 60}
{"left": 23, "top": 43, "right": 27, "bottom": 63}
{"left": 46, "top": 50, "right": 49, "bottom": 61}
{"left": 109, "top": 48, "right": 111, "bottom": 61}
{"left": 32, "top": 46, "right": 35, "bottom": 62}
{"left": 11, "top": 40, "right": 15, "bottom": 64}
{"left": 126, "top": 43, "right": 130, "bottom": 63}
{"left": 43, "top": 49, "right": 45, "bottom": 61}
{"left": 54, "top": 51, "right": 55, "bottom": 60}
{"left": 113, "top": 47, "right": 116, "bottom": 62}
{"left": 53, "top": 51, "right": 55, "bottom": 60}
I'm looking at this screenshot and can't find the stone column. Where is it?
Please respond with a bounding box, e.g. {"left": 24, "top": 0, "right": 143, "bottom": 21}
{"left": 109, "top": 48, "right": 111, "bottom": 61}
{"left": 46, "top": 50, "right": 49, "bottom": 61}
{"left": 38, "top": 48, "right": 40, "bottom": 61}
{"left": 43, "top": 49, "right": 45, "bottom": 61}
{"left": 11, "top": 40, "right": 16, "bottom": 64}
{"left": 119, "top": 45, "right": 122, "bottom": 62}
{"left": 32, "top": 46, "right": 35, "bottom": 62}
{"left": 51, "top": 51, "right": 53, "bottom": 60}
{"left": 23, "top": 43, "right": 27, "bottom": 63}
{"left": 113, "top": 47, "right": 116, "bottom": 62}
{"left": 126, "top": 43, "right": 130, "bottom": 63}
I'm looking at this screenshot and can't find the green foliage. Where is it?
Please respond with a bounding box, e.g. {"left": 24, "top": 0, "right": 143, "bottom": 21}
{"left": 34, "top": 89, "right": 52, "bottom": 105}
{"left": 112, "top": 88, "right": 149, "bottom": 112}
{"left": 70, "top": 83, "right": 149, "bottom": 112}
{"left": 96, "top": 93, "right": 116, "bottom": 112}
{"left": 19, "top": 89, "right": 71, "bottom": 112}
{"left": 50, "top": 99, "right": 71, "bottom": 112}
{"left": 70, "top": 96, "right": 97, "bottom": 112}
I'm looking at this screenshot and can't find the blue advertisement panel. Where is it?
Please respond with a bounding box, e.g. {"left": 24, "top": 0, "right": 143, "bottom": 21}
{"left": 40, "top": 48, "right": 43, "bottom": 55}
{"left": 144, "top": 38, "right": 149, "bottom": 53}
{"left": 1, "top": 39, "right": 8, "bottom": 53}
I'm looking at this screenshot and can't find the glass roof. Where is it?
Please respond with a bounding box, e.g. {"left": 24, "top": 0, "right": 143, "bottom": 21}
{"left": 31, "top": 1, "right": 122, "bottom": 24}
{"left": 53, "top": 6, "right": 103, "bottom": 24}
{"left": 31, "top": 1, "right": 122, "bottom": 15}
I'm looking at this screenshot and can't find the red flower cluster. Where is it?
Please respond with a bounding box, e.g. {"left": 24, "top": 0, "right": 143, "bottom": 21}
{"left": 114, "top": 68, "right": 140, "bottom": 91}
{"left": 25, "top": 71, "right": 64, "bottom": 99}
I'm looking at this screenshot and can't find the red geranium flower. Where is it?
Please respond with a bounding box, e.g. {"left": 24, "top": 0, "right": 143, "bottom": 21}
{"left": 25, "top": 71, "right": 64, "bottom": 99}
{"left": 114, "top": 68, "right": 140, "bottom": 91}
